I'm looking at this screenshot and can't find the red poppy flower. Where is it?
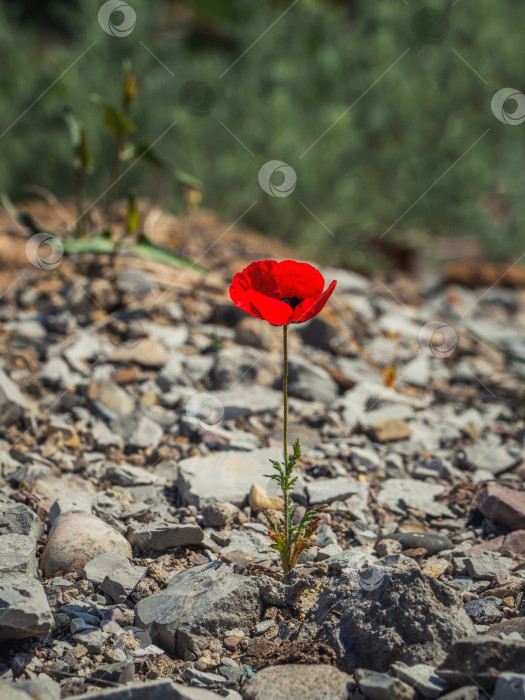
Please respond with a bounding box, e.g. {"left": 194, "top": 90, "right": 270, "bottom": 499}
{"left": 229, "top": 259, "right": 337, "bottom": 326}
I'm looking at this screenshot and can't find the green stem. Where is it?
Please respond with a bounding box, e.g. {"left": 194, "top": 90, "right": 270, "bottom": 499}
{"left": 282, "top": 325, "right": 290, "bottom": 572}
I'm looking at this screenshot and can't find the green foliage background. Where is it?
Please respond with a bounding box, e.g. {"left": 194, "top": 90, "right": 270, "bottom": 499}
{"left": 1, "top": 0, "right": 525, "bottom": 266}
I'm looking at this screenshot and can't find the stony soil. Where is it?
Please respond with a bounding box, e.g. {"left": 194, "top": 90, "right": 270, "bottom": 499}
{"left": 0, "top": 207, "right": 525, "bottom": 699}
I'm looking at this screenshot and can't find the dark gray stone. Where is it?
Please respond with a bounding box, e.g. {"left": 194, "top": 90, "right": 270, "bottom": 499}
{"left": 494, "top": 673, "right": 525, "bottom": 700}
{"left": 69, "top": 678, "right": 221, "bottom": 699}
{"left": 0, "top": 576, "right": 54, "bottom": 641}
{"left": 134, "top": 562, "right": 262, "bottom": 659}
{"left": 463, "top": 598, "right": 504, "bottom": 624}
{"left": 127, "top": 523, "right": 204, "bottom": 552}
{"left": 355, "top": 668, "right": 416, "bottom": 699}
{"left": 376, "top": 532, "right": 452, "bottom": 555}
{"left": 437, "top": 636, "right": 525, "bottom": 692}
{"left": 299, "top": 559, "right": 474, "bottom": 672}
{"left": 92, "top": 659, "right": 135, "bottom": 684}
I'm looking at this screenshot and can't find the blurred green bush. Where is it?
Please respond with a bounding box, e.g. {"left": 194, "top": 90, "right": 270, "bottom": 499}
{"left": 1, "top": 0, "right": 524, "bottom": 265}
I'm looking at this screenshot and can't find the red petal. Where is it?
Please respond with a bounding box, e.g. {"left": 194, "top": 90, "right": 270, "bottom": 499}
{"left": 289, "top": 280, "right": 337, "bottom": 323}
{"left": 229, "top": 285, "right": 294, "bottom": 325}
{"left": 232, "top": 260, "right": 325, "bottom": 300}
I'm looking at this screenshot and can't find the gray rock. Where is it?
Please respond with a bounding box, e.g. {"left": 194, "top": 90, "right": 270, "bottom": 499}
{"left": 112, "top": 412, "right": 163, "bottom": 450}
{"left": 494, "top": 673, "right": 525, "bottom": 700}
{"left": 241, "top": 664, "right": 354, "bottom": 700}
{"left": 64, "top": 679, "right": 218, "bottom": 699}
{"left": 377, "top": 479, "right": 452, "bottom": 517}
{"left": 324, "top": 546, "right": 378, "bottom": 574}
{"left": 14, "top": 674, "right": 60, "bottom": 700}
{"left": 83, "top": 552, "right": 132, "bottom": 585}
{"left": 299, "top": 559, "right": 474, "bottom": 672}
{"left": 0, "top": 685, "right": 33, "bottom": 700}
{"left": 127, "top": 523, "right": 204, "bottom": 552}
{"left": 464, "top": 553, "right": 512, "bottom": 580}
{"left": 376, "top": 532, "right": 453, "bottom": 555}
{"left": 437, "top": 636, "right": 525, "bottom": 691}
{"left": 391, "top": 662, "right": 450, "bottom": 698}
{"left": 0, "top": 534, "right": 39, "bottom": 577}
{"left": 92, "top": 659, "right": 135, "bottom": 684}
{"left": 0, "top": 367, "right": 32, "bottom": 425}
{"left": 118, "top": 268, "right": 153, "bottom": 296}
{"left": 208, "top": 386, "right": 281, "bottom": 420}
{"left": 101, "top": 560, "right": 147, "bottom": 603}
{"left": 135, "top": 561, "right": 262, "bottom": 658}
{"left": 359, "top": 404, "right": 415, "bottom": 429}
{"left": 439, "top": 689, "right": 479, "bottom": 700}
{"left": 306, "top": 476, "right": 368, "bottom": 506}
{"left": 49, "top": 492, "right": 93, "bottom": 524}
{"left": 201, "top": 503, "right": 235, "bottom": 528}
{"left": 0, "top": 503, "right": 41, "bottom": 540}
{"left": 463, "top": 598, "right": 504, "bottom": 624}
{"left": 286, "top": 358, "right": 338, "bottom": 405}
{"left": 39, "top": 356, "right": 77, "bottom": 388}
{"left": 464, "top": 442, "right": 521, "bottom": 475}
{"left": 178, "top": 447, "right": 283, "bottom": 508}
{"left": 89, "top": 380, "right": 135, "bottom": 420}
{"left": 0, "top": 575, "right": 54, "bottom": 641}
{"left": 254, "top": 619, "right": 275, "bottom": 635}
{"left": 182, "top": 666, "right": 227, "bottom": 688}
{"left": 355, "top": 668, "right": 416, "bottom": 699}
{"left": 72, "top": 627, "right": 110, "bottom": 653}
{"left": 105, "top": 464, "right": 155, "bottom": 487}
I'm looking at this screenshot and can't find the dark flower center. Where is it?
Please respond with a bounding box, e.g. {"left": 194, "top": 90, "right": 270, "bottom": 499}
{"left": 280, "top": 296, "right": 303, "bottom": 310}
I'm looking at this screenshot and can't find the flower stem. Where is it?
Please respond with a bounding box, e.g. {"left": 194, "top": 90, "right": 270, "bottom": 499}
{"left": 282, "top": 325, "right": 290, "bottom": 571}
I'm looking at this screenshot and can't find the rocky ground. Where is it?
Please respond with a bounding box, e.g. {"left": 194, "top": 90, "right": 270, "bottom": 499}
{"left": 0, "top": 214, "right": 525, "bottom": 699}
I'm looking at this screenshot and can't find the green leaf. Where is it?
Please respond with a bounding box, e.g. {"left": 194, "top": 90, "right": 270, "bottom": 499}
{"left": 133, "top": 140, "right": 202, "bottom": 189}
{"left": 64, "top": 108, "right": 94, "bottom": 173}
{"left": 63, "top": 232, "right": 116, "bottom": 255}
{"left": 131, "top": 233, "right": 207, "bottom": 273}
{"left": 92, "top": 95, "right": 136, "bottom": 136}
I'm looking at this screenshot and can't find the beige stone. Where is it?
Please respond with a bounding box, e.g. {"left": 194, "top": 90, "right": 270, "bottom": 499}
{"left": 249, "top": 482, "right": 284, "bottom": 511}
{"left": 40, "top": 512, "right": 131, "bottom": 577}
{"left": 372, "top": 418, "right": 412, "bottom": 443}
{"left": 109, "top": 338, "right": 168, "bottom": 368}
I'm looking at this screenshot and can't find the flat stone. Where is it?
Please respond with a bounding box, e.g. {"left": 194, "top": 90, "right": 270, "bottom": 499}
{"left": 391, "top": 662, "right": 449, "bottom": 698}
{"left": 48, "top": 492, "right": 93, "bottom": 524}
{"left": 109, "top": 338, "right": 169, "bottom": 368}
{"left": 0, "top": 534, "right": 40, "bottom": 577}
{"left": 371, "top": 418, "right": 412, "bottom": 443}
{"left": 0, "top": 367, "right": 32, "bottom": 425}
{"left": 118, "top": 268, "right": 153, "bottom": 296}
{"left": 112, "top": 412, "right": 163, "bottom": 450}
{"left": 306, "top": 477, "right": 368, "bottom": 506}
{"left": 41, "top": 512, "right": 132, "bottom": 577}
{"left": 209, "top": 386, "right": 282, "bottom": 420}
{"left": 72, "top": 627, "right": 110, "bottom": 653}
{"left": 472, "top": 530, "right": 525, "bottom": 556}
{"left": 464, "top": 443, "right": 521, "bottom": 475}
{"left": 437, "top": 689, "right": 478, "bottom": 700}
{"left": 355, "top": 668, "right": 416, "bottom": 699}
{"left": 65, "top": 679, "right": 220, "bottom": 698}
{"left": 478, "top": 485, "right": 525, "bottom": 531}
{"left": 105, "top": 464, "right": 155, "bottom": 487}
{"left": 376, "top": 532, "right": 452, "bottom": 556}
{"left": 178, "top": 447, "right": 284, "bottom": 508}
{"left": 465, "top": 553, "right": 512, "bottom": 580}
{"left": 437, "top": 636, "right": 525, "bottom": 692}
{"left": 135, "top": 561, "right": 261, "bottom": 658}
{"left": 488, "top": 618, "right": 525, "bottom": 638}
{"left": 101, "top": 560, "right": 147, "bottom": 603}
{"left": 377, "top": 479, "right": 451, "bottom": 517}
{"left": 287, "top": 358, "right": 338, "bottom": 405}
{"left": 88, "top": 380, "right": 135, "bottom": 419}
{"left": 0, "top": 575, "right": 54, "bottom": 641}
{"left": 92, "top": 659, "right": 135, "bottom": 684}
{"left": 127, "top": 523, "right": 204, "bottom": 552}
{"left": 242, "top": 664, "right": 354, "bottom": 700}
{"left": 494, "top": 673, "right": 525, "bottom": 700}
